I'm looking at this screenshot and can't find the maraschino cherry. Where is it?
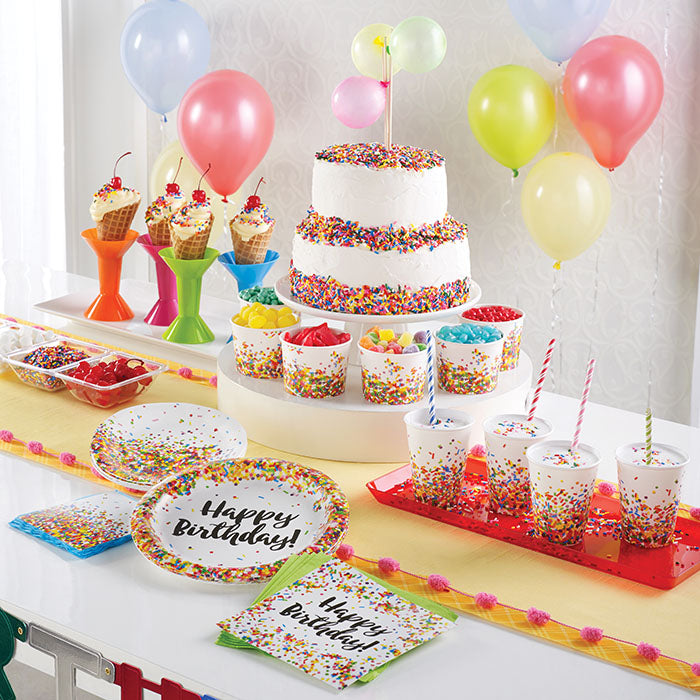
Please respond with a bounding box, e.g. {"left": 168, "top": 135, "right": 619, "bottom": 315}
{"left": 192, "top": 163, "right": 211, "bottom": 204}
{"left": 245, "top": 177, "right": 266, "bottom": 209}
{"left": 110, "top": 151, "right": 131, "bottom": 189}
{"left": 165, "top": 157, "right": 183, "bottom": 196}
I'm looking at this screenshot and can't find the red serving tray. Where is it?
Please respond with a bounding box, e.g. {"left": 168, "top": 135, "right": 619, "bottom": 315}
{"left": 366, "top": 456, "right": 700, "bottom": 590}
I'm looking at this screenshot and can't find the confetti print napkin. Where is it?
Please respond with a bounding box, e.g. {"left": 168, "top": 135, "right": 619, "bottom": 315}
{"left": 9, "top": 492, "right": 136, "bottom": 558}
{"left": 217, "top": 554, "right": 456, "bottom": 689}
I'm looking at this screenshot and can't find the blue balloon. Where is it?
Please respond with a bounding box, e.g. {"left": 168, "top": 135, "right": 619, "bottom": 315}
{"left": 120, "top": 0, "right": 211, "bottom": 116}
{"left": 508, "top": 0, "right": 611, "bottom": 63}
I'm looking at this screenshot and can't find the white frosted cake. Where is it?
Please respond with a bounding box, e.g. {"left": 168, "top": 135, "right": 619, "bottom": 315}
{"left": 289, "top": 143, "right": 471, "bottom": 314}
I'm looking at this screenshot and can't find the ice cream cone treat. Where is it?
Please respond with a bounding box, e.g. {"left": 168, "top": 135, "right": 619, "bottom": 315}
{"left": 169, "top": 167, "right": 214, "bottom": 260}
{"left": 230, "top": 177, "right": 275, "bottom": 264}
{"left": 90, "top": 152, "right": 141, "bottom": 241}
{"left": 145, "top": 157, "right": 184, "bottom": 246}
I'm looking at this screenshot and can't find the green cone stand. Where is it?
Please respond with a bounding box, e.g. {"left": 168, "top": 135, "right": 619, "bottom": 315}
{"left": 159, "top": 247, "right": 219, "bottom": 344}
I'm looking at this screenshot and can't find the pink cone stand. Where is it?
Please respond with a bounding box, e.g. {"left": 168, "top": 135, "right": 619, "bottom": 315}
{"left": 137, "top": 234, "right": 178, "bottom": 327}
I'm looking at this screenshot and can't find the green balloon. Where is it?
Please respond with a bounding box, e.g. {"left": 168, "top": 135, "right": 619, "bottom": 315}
{"left": 389, "top": 16, "right": 446, "bottom": 74}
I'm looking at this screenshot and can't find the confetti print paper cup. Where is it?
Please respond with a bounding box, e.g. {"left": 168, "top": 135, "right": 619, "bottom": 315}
{"left": 231, "top": 319, "right": 300, "bottom": 379}
{"left": 527, "top": 440, "right": 601, "bottom": 546}
{"left": 405, "top": 408, "right": 474, "bottom": 510}
{"left": 616, "top": 442, "right": 689, "bottom": 548}
{"left": 436, "top": 335, "right": 503, "bottom": 395}
{"left": 461, "top": 306, "right": 524, "bottom": 372}
{"left": 483, "top": 413, "right": 553, "bottom": 515}
{"left": 359, "top": 344, "right": 427, "bottom": 405}
{"left": 281, "top": 336, "right": 352, "bottom": 399}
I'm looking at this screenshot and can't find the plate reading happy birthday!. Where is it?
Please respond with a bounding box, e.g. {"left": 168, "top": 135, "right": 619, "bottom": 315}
{"left": 90, "top": 402, "right": 247, "bottom": 490}
{"left": 130, "top": 458, "right": 350, "bottom": 583}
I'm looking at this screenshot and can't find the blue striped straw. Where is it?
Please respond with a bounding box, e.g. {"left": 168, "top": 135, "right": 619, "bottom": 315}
{"left": 426, "top": 330, "right": 437, "bottom": 425}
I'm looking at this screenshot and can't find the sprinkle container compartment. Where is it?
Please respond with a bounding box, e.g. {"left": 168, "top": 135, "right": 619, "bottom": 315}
{"left": 55, "top": 353, "right": 166, "bottom": 408}
{"left": 367, "top": 456, "right": 700, "bottom": 589}
{"left": 4, "top": 338, "right": 109, "bottom": 392}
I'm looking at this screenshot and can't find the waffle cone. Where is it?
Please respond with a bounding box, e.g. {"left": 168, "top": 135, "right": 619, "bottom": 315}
{"left": 172, "top": 216, "right": 213, "bottom": 260}
{"left": 230, "top": 221, "right": 274, "bottom": 264}
{"left": 147, "top": 219, "right": 172, "bottom": 247}
{"left": 96, "top": 202, "right": 140, "bottom": 241}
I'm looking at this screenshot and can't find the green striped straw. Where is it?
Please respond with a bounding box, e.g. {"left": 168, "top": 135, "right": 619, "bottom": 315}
{"left": 645, "top": 408, "right": 652, "bottom": 465}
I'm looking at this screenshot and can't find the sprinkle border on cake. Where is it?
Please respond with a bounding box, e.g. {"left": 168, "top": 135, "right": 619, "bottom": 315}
{"left": 296, "top": 208, "right": 468, "bottom": 253}
{"left": 315, "top": 143, "right": 444, "bottom": 171}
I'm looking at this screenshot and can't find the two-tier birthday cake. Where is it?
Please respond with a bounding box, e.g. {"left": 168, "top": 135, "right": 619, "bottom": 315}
{"left": 289, "top": 143, "right": 471, "bottom": 315}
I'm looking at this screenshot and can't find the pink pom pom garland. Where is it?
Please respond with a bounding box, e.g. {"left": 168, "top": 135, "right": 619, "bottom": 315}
{"left": 59, "top": 452, "right": 76, "bottom": 466}
{"left": 474, "top": 592, "right": 498, "bottom": 609}
{"left": 580, "top": 626, "right": 604, "bottom": 642}
{"left": 691, "top": 663, "right": 700, "bottom": 676}
{"left": 27, "top": 441, "right": 43, "bottom": 455}
{"left": 336, "top": 543, "right": 354, "bottom": 560}
{"left": 469, "top": 444, "right": 486, "bottom": 458}
{"left": 0, "top": 430, "right": 13, "bottom": 443}
{"left": 427, "top": 574, "right": 450, "bottom": 592}
{"left": 637, "top": 642, "right": 660, "bottom": 661}
{"left": 378, "top": 557, "right": 400, "bottom": 573}
{"left": 209, "top": 375, "right": 218, "bottom": 387}
{"left": 526, "top": 607, "right": 550, "bottom": 626}
{"left": 597, "top": 481, "right": 616, "bottom": 496}
{"left": 177, "top": 367, "right": 193, "bottom": 379}
{"left": 690, "top": 507, "right": 700, "bottom": 520}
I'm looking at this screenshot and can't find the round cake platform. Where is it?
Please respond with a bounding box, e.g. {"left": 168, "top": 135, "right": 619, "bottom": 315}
{"left": 217, "top": 346, "right": 532, "bottom": 463}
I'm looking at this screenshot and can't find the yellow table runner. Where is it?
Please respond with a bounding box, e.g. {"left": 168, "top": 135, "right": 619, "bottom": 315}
{"left": 1, "top": 317, "right": 699, "bottom": 691}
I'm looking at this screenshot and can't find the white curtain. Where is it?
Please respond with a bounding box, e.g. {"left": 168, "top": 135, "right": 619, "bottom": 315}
{"left": 0, "top": 1, "right": 66, "bottom": 270}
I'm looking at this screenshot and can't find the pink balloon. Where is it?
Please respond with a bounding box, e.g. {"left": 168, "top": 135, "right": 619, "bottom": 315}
{"left": 563, "top": 36, "right": 663, "bottom": 170}
{"left": 331, "top": 76, "right": 386, "bottom": 129}
{"left": 177, "top": 70, "right": 274, "bottom": 197}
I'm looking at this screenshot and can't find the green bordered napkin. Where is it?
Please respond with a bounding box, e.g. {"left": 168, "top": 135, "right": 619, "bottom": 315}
{"left": 216, "top": 553, "right": 457, "bottom": 683}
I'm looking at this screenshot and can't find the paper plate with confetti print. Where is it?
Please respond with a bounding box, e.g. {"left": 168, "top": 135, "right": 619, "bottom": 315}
{"left": 90, "top": 402, "right": 247, "bottom": 490}
{"left": 130, "top": 458, "right": 350, "bottom": 583}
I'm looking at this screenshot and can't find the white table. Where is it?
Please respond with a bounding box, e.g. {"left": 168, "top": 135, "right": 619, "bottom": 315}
{"left": 1, "top": 265, "right": 698, "bottom": 699}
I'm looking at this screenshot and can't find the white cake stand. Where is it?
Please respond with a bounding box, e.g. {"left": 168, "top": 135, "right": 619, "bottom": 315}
{"left": 274, "top": 275, "right": 482, "bottom": 364}
{"left": 217, "top": 347, "right": 531, "bottom": 463}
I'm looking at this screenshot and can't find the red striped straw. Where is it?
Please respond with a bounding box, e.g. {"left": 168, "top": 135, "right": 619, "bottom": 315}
{"left": 571, "top": 358, "right": 596, "bottom": 451}
{"left": 527, "top": 338, "right": 556, "bottom": 421}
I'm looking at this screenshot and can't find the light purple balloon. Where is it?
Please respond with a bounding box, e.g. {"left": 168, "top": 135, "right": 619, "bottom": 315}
{"left": 331, "top": 77, "right": 386, "bottom": 129}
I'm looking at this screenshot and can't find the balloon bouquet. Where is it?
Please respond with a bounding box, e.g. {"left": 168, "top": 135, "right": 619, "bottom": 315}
{"left": 333, "top": 16, "right": 447, "bottom": 145}
{"left": 468, "top": 0, "right": 663, "bottom": 268}
{"left": 119, "top": 0, "right": 276, "bottom": 337}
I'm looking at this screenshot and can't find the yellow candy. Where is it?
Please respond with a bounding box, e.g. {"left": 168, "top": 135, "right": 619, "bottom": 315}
{"left": 278, "top": 306, "right": 294, "bottom": 316}
{"left": 248, "top": 314, "right": 266, "bottom": 329}
{"left": 240, "top": 306, "right": 252, "bottom": 320}
{"left": 264, "top": 308, "right": 278, "bottom": 321}
{"left": 379, "top": 329, "right": 394, "bottom": 341}
{"left": 398, "top": 331, "right": 413, "bottom": 347}
{"left": 277, "top": 315, "right": 298, "bottom": 328}
{"left": 233, "top": 315, "right": 246, "bottom": 326}
{"left": 249, "top": 302, "right": 266, "bottom": 315}
{"left": 262, "top": 320, "right": 276, "bottom": 329}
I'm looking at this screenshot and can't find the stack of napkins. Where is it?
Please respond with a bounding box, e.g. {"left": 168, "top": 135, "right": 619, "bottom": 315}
{"left": 217, "top": 553, "right": 456, "bottom": 689}
{"left": 9, "top": 492, "right": 135, "bottom": 558}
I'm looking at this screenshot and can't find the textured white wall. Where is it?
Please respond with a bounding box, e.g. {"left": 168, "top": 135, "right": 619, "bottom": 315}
{"left": 147, "top": 0, "right": 700, "bottom": 423}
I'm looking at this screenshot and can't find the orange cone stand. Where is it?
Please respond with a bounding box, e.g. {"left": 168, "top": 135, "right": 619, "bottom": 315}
{"left": 81, "top": 228, "right": 138, "bottom": 322}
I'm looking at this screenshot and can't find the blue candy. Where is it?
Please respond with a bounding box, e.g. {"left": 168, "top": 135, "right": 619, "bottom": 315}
{"left": 437, "top": 323, "right": 502, "bottom": 345}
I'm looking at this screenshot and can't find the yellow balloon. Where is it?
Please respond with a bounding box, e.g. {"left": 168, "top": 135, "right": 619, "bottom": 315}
{"left": 468, "top": 65, "right": 555, "bottom": 176}
{"left": 351, "top": 23, "right": 400, "bottom": 80}
{"left": 149, "top": 140, "right": 242, "bottom": 245}
{"left": 521, "top": 152, "right": 611, "bottom": 265}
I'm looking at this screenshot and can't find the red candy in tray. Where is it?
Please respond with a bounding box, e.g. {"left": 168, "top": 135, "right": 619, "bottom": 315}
{"left": 55, "top": 353, "right": 165, "bottom": 408}
{"left": 367, "top": 457, "right": 700, "bottom": 590}
{"left": 284, "top": 323, "right": 351, "bottom": 347}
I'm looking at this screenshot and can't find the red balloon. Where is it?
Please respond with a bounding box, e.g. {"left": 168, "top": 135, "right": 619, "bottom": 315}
{"left": 562, "top": 35, "right": 663, "bottom": 169}
{"left": 177, "top": 70, "right": 274, "bottom": 197}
